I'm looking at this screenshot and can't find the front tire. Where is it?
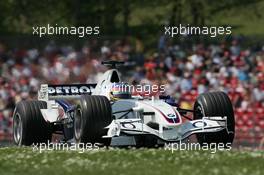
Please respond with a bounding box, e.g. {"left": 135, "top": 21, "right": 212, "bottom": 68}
{"left": 193, "top": 91, "right": 235, "bottom": 146}
{"left": 74, "top": 95, "right": 112, "bottom": 146}
{"left": 13, "top": 101, "right": 53, "bottom": 146}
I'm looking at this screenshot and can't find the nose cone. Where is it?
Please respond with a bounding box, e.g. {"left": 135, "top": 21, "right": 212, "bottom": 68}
{"left": 138, "top": 100, "right": 182, "bottom": 126}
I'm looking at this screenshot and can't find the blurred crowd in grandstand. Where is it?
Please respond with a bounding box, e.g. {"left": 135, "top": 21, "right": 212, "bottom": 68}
{"left": 0, "top": 36, "right": 263, "bottom": 145}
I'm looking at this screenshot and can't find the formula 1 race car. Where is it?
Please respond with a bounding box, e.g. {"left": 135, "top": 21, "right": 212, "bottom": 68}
{"left": 13, "top": 60, "right": 235, "bottom": 147}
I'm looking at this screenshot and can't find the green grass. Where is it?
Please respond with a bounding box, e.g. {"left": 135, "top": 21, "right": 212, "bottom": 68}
{"left": 0, "top": 147, "right": 263, "bottom": 175}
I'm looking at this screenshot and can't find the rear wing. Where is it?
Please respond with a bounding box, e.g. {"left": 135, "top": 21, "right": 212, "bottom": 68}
{"left": 38, "top": 84, "right": 96, "bottom": 100}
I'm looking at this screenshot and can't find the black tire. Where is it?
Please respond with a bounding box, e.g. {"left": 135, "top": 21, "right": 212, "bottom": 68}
{"left": 13, "top": 100, "right": 53, "bottom": 146}
{"left": 74, "top": 95, "right": 112, "bottom": 146}
{"left": 193, "top": 91, "right": 235, "bottom": 146}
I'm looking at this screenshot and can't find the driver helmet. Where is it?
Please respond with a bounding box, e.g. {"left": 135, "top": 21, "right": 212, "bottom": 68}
{"left": 110, "top": 82, "right": 131, "bottom": 99}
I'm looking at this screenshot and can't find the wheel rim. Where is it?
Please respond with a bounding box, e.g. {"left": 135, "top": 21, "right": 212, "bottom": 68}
{"left": 13, "top": 113, "right": 22, "bottom": 145}
{"left": 74, "top": 108, "right": 82, "bottom": 141}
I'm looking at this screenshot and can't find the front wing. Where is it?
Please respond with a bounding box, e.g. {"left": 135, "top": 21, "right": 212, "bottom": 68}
{"left": 104, "top": 117, "right": 229, "bottom": 142}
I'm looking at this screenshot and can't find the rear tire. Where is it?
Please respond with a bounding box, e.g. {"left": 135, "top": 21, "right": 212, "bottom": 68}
{"left": 193, "top": 91, "right": 235, "bottom": 146}
{"left": 74, "top": 95, "right": 112, "bottom": 146}
{"left": 13, "top": 100, "right": 53, "bottom": 146}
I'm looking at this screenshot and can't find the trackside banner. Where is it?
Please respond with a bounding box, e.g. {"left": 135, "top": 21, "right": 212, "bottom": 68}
{"left": 48, "top": 84, "right": 96, "bottom": 96}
